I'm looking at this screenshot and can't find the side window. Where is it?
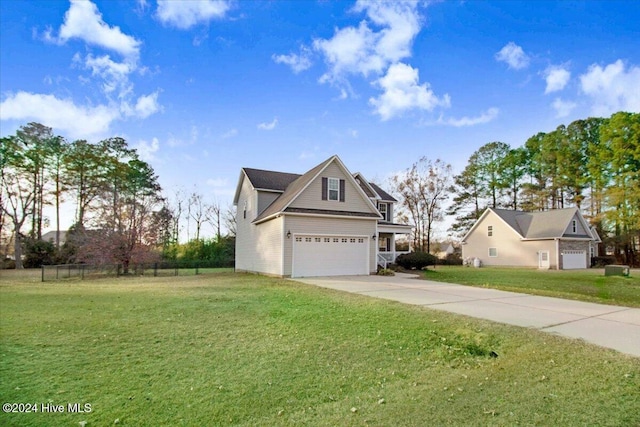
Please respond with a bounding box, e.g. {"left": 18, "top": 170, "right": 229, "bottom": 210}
{"left": 488, "top": 225, "right": 493, "bottom": 237}
{"left": 489, "top": 247, "right": 497, "bottom": 257}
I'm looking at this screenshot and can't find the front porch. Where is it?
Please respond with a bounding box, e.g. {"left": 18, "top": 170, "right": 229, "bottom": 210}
{"left": 377, "top": 226, "right": 411, "bottom": 268}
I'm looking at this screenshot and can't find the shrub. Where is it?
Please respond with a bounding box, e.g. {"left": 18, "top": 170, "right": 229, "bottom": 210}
{"left": 395, "top": 252, "right": 437, "bottom": 270}
{"left": 437, "top": 253, "right": 463, "bottom": 266}
{"left": 377, "top": 268, "right": 395, "bottom": 276}
{"left": 591, "top": 256, "right": 617, "bottom": 268}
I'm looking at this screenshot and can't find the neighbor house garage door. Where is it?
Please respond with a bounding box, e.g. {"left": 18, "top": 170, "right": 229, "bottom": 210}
{"left": 562, "top": 250, "right": 587, "bottom": 269}
{"left": 292, "top": 235, "right": 369, "bottom": 277}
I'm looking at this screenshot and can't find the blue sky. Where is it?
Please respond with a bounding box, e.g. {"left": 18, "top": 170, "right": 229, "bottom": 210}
{"left": 1, "top": 0, "right": 639, "bottom": 236}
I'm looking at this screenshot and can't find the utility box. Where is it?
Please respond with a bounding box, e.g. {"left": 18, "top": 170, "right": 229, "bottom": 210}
{"left": 604, "top": 265, "right": 630, "bottom": 277}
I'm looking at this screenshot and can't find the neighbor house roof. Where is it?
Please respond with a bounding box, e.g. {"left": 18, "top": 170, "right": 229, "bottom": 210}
{"left": 462, "top": 207, "right": 596, "bottom": 242}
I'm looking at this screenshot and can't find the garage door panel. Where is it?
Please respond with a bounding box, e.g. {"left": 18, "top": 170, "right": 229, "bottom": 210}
{"left": 293, "top": 235, "right": 368, "bottom": 277}
{"left": 562, "top": 250, "right": 586, "bottom": 269}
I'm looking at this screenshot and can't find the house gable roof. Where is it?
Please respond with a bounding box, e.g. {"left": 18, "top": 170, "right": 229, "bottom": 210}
{"left": 462, "top": 207, "right": 595, "bottom": 242}
{"left": 252, "top": 155, "right": 382, "bottom": 224}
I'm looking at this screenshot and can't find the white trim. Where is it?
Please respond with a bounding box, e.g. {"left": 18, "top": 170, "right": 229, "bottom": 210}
{"left": 283, "top": 212, "right": 380, "bottom": 221}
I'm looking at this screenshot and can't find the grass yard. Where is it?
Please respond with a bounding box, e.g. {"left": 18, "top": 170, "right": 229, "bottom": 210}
{"left": 1, "top": 273, "right": 639, "bottom": 426}
{"left": 423, "top": 266, "right": 640, "bottom": 308}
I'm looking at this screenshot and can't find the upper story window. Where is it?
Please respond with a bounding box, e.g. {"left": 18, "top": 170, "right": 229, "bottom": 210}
{"left": 322, "top": 177, "right": 344, "bottom": 202}
{"left": 572, "top": 220, "right": 577, "bottom": 233}
{"left": 378, "top": 203, "right": 388, "bottom": 221}
{"left": 488, "top": 225, "right": 493, "bottom": 237}
{"left": 328, "top": 177, "right": 340, "bottom": 201}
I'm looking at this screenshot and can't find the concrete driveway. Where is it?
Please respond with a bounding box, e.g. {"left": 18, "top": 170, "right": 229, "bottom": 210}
{"left": 293, "top": 273, "right": 640, "bottom": 357}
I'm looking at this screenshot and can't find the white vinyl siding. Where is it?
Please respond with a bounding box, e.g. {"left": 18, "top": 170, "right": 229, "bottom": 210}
{"left": 257, "top": 191, "right": 280, "bottom": 216}
{"left": 289, "top": 163, "right": 374, "bottom": 214}
{"left": 235, "top": 178, "right": 284, "bottom": 276}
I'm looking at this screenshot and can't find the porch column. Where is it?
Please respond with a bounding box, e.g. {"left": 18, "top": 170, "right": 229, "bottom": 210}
{"left": 390, "top": 233, "right": 396, "bottom": 261}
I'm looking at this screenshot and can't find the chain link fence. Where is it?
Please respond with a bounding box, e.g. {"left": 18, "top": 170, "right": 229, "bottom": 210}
{"left": 41, "top": 261, "right": 230, "bottom": 282}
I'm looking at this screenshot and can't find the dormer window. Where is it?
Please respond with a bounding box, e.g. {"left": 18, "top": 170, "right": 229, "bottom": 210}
{"left": 378, "top": 203, "right": 390, "bottom": 221}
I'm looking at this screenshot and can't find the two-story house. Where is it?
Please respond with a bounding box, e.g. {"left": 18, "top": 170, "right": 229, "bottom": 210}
{"left": 233, "top": 155, "right": 411, "bottom": 277}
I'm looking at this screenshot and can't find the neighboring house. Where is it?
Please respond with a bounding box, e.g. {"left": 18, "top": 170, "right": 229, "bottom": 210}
{"left": 461, "top": 208, "right": 600, "bottom": 270}
{"left": 433, "top": 242, "right": 456, "bottom": 259}
{"left": 233, "top": 155, "right": 411, "bottom": 277}
{"left": 41, "top": 230, "right": 68, "bottom": 247}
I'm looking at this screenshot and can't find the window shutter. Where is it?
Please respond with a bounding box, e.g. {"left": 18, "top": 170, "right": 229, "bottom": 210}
{"left": 339, "top": 179, "right": 345, "bottom": 202}
{"left": 321, "top": 177, "right": 328, "bottom": 200}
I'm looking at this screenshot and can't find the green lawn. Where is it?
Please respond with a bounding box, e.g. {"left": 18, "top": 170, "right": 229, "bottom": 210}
{"left": 1, "top": 273, "right": 639, "bottom": 426}
{"left": 423, "top": 266, "right": 640, "bottom": 307}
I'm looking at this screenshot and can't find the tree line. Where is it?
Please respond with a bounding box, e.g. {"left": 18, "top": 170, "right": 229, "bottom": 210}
{"left": 1, "top": 123, "right": 233, "bottom": 269}
{"left": 390, "top": 111, "right": 639, "bottom": 266}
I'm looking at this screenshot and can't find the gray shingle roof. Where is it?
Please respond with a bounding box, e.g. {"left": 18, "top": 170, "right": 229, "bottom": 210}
{"left": 369, "top": 182, "right": 397, "bottom": 202}
{"left": 492, "top": 207, "right": 592, "bottom": 239}
{"left": 243, "top": 168, "right": 301, "bottom": 192}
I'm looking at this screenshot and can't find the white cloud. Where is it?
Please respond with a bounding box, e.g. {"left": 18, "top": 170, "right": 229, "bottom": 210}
{"left": 441, "top": 107, "right": 499, "bottom": 127}
{"left": 133, "top": 91, "right": 162, "bottom": 118}
{"left": 369, "top": 63, "right": 450, "bottom": 121}
{"left": 257, "top": 118, "right": 278, "bottom": 130}
{"left": 221, "top": 128, "right": 238, "bottom": 139}
{"left": 495, "top": 42, "right": 530, "bottom": 70}
{"left": 579, "top": 59, "right": 640, "bottom": 115}
{"left": 157, "top": 0, "right": 231, "bottom": 29}
{"left": 272, "top": 46, "right": 313, "bottom": 74}
{"left": 0, "top": 91, "right": 119, "bottom": 139}
{"left": 81, "top": 53, "right": 134, "bottom": 96}
{"left": 544, "top": 65, "right": 571, "bottom": 94}
{"left": 56, "top": 0, "right": 140, "bottom": 59}
{"left": 134, "top": 137, "right": 160, "bottom": 162}
{"left": 314, "top": 1, "right": 422, "bottom": 84}
{"left": 551, "top": 98, "right": 577, "bottom": 118}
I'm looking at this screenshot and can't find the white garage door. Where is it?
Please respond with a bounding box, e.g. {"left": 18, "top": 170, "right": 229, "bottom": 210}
{"left": 562, "top": 250, "right": 587, "bottom": 269}
{"left": 292, "top": 235, "right": 369, "bottom": 277}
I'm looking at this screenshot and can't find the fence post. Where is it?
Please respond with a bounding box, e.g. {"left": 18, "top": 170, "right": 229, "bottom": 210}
{"left": 68, "top": 264, "right": 71, "bottom": 279}
{"left": 81, "top": 264, "right": 85, "bottom": 280}
{"left": 154, "top": 262, "right": 158, "bottom": 277}
{"left": 41, "top": 266, "right": 45, "bottom": 282}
